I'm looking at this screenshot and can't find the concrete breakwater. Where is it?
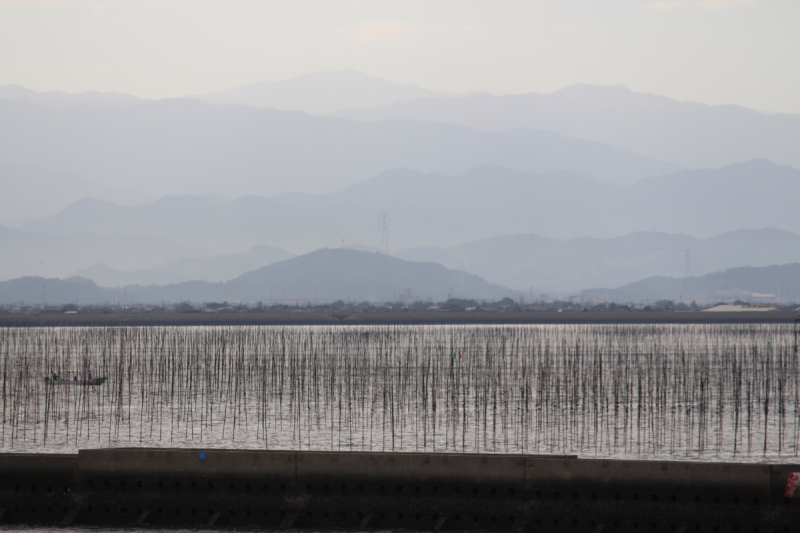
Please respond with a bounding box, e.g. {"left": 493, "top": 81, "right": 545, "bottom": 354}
{"left": 1, "top": 449, "right": 799, "bottom": 532}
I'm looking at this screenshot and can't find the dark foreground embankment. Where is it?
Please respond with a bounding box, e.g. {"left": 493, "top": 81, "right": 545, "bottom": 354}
{"left": 1, "top": 448, "right": 800, "bottom": 531}
{"left": 1, "top": 310, "right": 798, "bottom": 327}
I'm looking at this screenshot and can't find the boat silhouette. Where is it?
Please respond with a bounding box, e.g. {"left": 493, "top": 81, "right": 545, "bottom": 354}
{"left": 45, "top": 375, "right": 107, "bottom": 386}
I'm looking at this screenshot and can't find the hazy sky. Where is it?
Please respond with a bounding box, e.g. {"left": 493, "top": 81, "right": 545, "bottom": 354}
{"left": 1, "top": 0, "right": 798, "bottom": 113}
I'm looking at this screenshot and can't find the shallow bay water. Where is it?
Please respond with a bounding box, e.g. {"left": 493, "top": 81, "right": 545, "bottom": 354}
{"left": 0, "top": 324, "right": 797, "bottom": 463}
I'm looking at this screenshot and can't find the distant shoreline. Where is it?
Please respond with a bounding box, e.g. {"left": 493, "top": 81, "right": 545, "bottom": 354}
{"left": 0, "top": 310, "right": 797, "bottom": 327}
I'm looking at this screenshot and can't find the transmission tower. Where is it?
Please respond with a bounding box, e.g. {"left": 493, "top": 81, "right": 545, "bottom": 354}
{"left": 684, "top": 250, "right": 691, "bottom": 279}
{"left": 379, "top": 212, "right": 390, "bottom": 255}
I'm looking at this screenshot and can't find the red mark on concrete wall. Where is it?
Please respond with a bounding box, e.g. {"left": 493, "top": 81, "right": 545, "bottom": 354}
{"left": 784, "top": 472, "right": 800, "bottom": 497}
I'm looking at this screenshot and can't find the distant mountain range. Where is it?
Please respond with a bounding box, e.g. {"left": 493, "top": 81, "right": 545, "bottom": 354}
{"left": 6, "top": 74, "right": 799, "bottom": 175}
{"left": 397, "top": 228, "right": 800, "bottom": 295}
{"left": 3, "top": 251, "right": 796, "bottom": 306}
{"left": 0, "top": 249, "right": 509, "bottom": 305}
{"left": 0, "top": 276, "right": 110, "bottom": 307}
{"left": 2, "top": 71, "right": 449, "bottom": 115}
{"left": 0, "top": 225, "right": 208, "bottom": 281}
{"left": 332, "top": 83, "right": 800, "bottom": 171}
{"left": 581, "top": 263, "right": 800, "bottom": 304}
{"left": 0, "top": 162, "right": 150, "bottom": 226}
{"left": 68, "top": 245, "right": 295, "bottom": 287}
{"left": 0, "top": 84, "right": 146, "bottom": 110}
{"left": 3, "top": 74, "right": 796, "bottom": 304}
{"left": 21, "top": 160, "right": 800, "bottom": 257}
{"left": 25, "top": 227, "right": 800, "bottom": 298}
{"left": 190, "top": 70, "right": 453, "bottom": 115}
{"left": 0, "top": 97, "right": 677, "bottom": 197}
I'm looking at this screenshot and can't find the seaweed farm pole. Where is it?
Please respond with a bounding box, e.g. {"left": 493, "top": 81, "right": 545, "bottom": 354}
{"left": 0, "top": 322, "right": 797, "bottom": 460}
{"left": 2, "top": 333, "right": 7, "bottom": 446}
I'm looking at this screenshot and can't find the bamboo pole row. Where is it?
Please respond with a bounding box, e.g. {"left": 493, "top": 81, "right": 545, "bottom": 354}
{"left": 0, "top": 324, "right": 796, "bottom": 462}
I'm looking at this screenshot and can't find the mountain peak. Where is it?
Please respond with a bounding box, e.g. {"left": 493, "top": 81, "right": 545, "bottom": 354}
{"left": 0, "top": 248, "right": 509, "bottom": 304}
{"left": 331, "top": 84, "right": 800, "bottom": 170}
{"left": 191, "top": 71, "right": 451, "bottom": 115}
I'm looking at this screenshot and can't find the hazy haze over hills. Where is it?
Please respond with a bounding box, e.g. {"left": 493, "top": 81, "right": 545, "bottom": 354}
{"left": 0, "top": 97, "right": 678, "bottom": 197}
{"left": 68, "top": 245, "right": 295, "bottom": 287}
{"left": 221, "top": 248, "right": 507, "bottom": 303}
{"left": 0, "top": 249, "right": 510, "bottom": 305}
{"left": 22, "top": 160, "right": 799, "bottom": 258}
{"left": 0, "top": 85, "right": 146, "bottom": 110}
{"left": 6, "top": 76, "right": 799, "bottom": 174}
{"left": 2, "top": 1, "right": 798, "bottom": 305}
{"left": 581, "top": 263, "right": 800, "bottom": 305}
{"left": 397, "top": 229, "right": 800, "bottom": 295}
{"left": 191, "top": 70, "right": 453, "bottom": 115}
{"left": 0, "top": 276, "right": 110, "bottom": 307}
{"left": 0, "top": 162, "right": 151, "bottom": 225}
{"left": 3, "top": 2, "right": 797, "bottom": 113}
{"left": 6, "top": 250, "right": 798, "bottom": 307}
{"left": 13, "top": 159, "right": 800, "bottom": 299}
{"left": 1, "top": 77, "right": 795, "bottom": 306}
{"left": 331, "top": 84, "right": 800, "bottom": 170}
{"left": 0, "top": 225, "right": 208, "bottom": 281}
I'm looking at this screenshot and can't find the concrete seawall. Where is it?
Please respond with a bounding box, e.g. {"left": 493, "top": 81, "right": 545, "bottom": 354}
{"left": 1, "top": 448, "right": 799, "bottom": 531}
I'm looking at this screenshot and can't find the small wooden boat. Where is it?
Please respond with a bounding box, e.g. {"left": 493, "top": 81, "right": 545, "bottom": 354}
{"left": 45, "top": 376, "right": 107, "bottom": 386}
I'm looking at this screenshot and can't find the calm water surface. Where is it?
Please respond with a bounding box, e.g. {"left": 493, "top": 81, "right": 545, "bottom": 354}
{"left": 1, "top": 324, "right": 797, "bottom": 463}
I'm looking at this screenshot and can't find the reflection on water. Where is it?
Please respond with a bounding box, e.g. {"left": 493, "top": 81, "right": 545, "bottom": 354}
{"left": 0, "top": 324, "right": 797, "bottom": 463}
